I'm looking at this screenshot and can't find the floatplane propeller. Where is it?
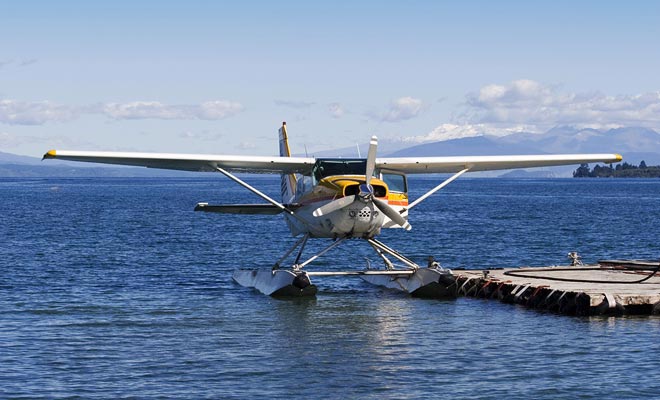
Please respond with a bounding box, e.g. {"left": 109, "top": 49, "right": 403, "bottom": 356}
{"left": 312, "top": 136, "right": 411, "bottom": 230}
{"left": 42, "top": 122, "right": 622, "bottom": 298}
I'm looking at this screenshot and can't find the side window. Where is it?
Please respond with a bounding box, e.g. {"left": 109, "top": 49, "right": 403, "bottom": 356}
{"left": 381, "top": 173, "right": 407, "bottom": 193}
{"left": 296, "top": 174, "right": 312, "bottom": 193}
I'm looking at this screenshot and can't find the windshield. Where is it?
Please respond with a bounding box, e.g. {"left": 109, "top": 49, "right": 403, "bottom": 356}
{"left": 313, "top": 159, "right": 367, "bottom": 181}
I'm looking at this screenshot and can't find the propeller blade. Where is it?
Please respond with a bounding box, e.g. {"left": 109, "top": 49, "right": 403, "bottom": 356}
{"left": 312, "top": 195, "right": 356, "bottom": 217}
{"left": 373, "top": 197, "right": 412, "bottom": 231}
{"left": 365, "top": 136, "right": 377, "bottom": 186}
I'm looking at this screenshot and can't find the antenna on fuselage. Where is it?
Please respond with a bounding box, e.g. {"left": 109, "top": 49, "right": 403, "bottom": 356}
{"left": 356, "top": 143, "right": 361, "bottom": 158}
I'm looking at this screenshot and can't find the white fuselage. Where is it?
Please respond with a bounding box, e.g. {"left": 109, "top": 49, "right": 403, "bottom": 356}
{"left": 287, "top": 197, "right": 386, "bottom": 238}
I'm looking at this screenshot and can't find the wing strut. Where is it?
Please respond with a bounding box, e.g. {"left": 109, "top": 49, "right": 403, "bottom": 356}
{"left": 367, "top": 238, "right": 419, "bottom": 270}
{"left": 407, "top": 167, "right": 471, "bottom": 210}
{"left": 214, "top": 166, "right": 311, "bottom": 226}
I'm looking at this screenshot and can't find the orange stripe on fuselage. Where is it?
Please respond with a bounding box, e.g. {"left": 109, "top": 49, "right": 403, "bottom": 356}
{"left": 387, "top": 200, "right": 409, "bottom": 206}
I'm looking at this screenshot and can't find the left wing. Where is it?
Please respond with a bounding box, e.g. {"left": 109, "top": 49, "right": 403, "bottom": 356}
{"left": 376, "top": 153, "right": 623, "bottom": 174}
{"left": 43, "top": 150, "right": 315, "bottom": 174}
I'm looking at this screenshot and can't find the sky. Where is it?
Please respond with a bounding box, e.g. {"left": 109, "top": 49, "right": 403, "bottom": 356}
{"left": 1, "top": 0, "right": 660, "bottom": 157}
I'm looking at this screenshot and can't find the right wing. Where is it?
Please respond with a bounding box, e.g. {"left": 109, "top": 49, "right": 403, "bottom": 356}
{"left": 376, "top": 153, "right": 623, "bottom": 174}
{"left": 43, "top": 150, "right": 315, "bottom": 174}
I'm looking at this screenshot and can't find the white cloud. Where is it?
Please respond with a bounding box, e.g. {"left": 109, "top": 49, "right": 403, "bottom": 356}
{"left": 0, "top": 98, "right": 244, "bottom": 125}
{"left": 402, "top": 80, "right": 660, "bottom": 144}
{"left": 402, "top": 123, "right": 482, "bottom": 143}
{"left": 0, "top": 99, "right": 78, "bottom": 125}
{"left": 378, "top": 96, "right": 425, "bottom": 122}
{"left": 328, "top": 102, "right": 344, "bottom": 118}
{"left": 463, "top": 79, "right": 660, "bottom": 131}
{"left": 102, "top": 100, "right": 244, "bottom": 120}
{"left": 197, "top": 101, "right": 245, "bottom": 119}
{"left": 402, "top": 123, "right": 536, "bottom": 144}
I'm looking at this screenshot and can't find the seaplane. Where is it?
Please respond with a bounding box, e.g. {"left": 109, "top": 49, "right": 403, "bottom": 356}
{"left": 43, "top": 122, "right": 622, "bottom": 298}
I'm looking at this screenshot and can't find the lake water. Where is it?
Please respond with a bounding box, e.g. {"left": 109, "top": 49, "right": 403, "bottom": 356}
{"left": 1, "top": 177, "right": 659, "bottom": 399}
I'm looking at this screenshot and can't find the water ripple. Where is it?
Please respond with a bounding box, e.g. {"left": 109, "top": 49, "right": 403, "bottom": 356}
{"left": 1, "top": 177, "right": 659, "bottom": 399}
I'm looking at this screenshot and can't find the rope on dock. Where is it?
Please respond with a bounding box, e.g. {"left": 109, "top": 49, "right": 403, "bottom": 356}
{"left": 503, "top": 263, "right": 660, "bottom": 284}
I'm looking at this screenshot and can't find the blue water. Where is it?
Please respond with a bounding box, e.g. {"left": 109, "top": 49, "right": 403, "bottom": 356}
{"left": 1, "top": 177, "right": 659, "bottom": 399}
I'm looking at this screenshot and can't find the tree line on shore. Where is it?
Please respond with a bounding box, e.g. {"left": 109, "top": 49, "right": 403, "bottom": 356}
{"left": 573, "top": 161, "right": 660, "bottom": 177}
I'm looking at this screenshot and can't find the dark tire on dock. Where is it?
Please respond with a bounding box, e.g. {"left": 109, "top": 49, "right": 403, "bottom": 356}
{"left": 528, "top": 287, "right": 551, "bottom": 309}
{"left": 558, "top": 292, "right": 577, "bottom": 315}
{"left": 501, "top": 287, "right": 518, "bottom": 303}
{"left": 495, "top": 283, "right": 515, "bottom": 301}
{"left": 476, "top": 280, "right": 498, "bottom": 298}
{"left": 575, "top": 293, "right": 591, "bottom": 316}
{"left": 544, "top": 290, "right": 563, "bottom": 313}
{"left": 652, "top": 301, "right": 660, "bottom": 315}
{"left": 595, "top": 295, "right": 625, "bottom": 315}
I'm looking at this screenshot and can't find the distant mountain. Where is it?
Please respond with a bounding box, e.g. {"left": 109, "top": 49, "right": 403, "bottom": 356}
{"left": 0, "top": 163, "right": 201, "bottom": 177}
{"left": 0, "top": 151, "right": 46, "bottom": 165}
{"left": 386, "top": 136, "right": 545, "bottom": 157}
{"left": 302, "top": 139, "right": 410, "bottom": 158}
{"left": 389, "top": 127, "right": 660, "bottom": 175}
{"left": 498, "top": 169, "right": 562, "bottom": 178}
{"left": 0, "top": 152, "right": 198, "bottom": 177}
{"left": 0, "top": 151, "right": 127, "bottom": 168}
{"left": 496, "top": 126, "right": 660, "bottom": 164}
{"left": 300, "top": 127, "right": 660, "bottom": 161}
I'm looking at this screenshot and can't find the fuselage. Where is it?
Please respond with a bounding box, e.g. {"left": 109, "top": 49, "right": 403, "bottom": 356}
{"left": 285, "top": 172, "right": 409, "bottom": 238}
{"left": 278, "top": 123, "right": 409, "bottom": 239}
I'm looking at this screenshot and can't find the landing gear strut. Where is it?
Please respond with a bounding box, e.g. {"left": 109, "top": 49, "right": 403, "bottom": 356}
{"left": 233, "top": 235, "right": 456, "bottom": 298}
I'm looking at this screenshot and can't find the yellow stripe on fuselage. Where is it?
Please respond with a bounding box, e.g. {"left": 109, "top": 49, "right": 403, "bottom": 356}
{"left": 298, "top": 175, "right": 389, "bottom": 205}
{"left": 297, "top": 175, "right": 409, "bottom": 206}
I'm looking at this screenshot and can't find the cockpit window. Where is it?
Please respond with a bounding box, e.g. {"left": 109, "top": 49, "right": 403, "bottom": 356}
{"left": 381, "top": 173, "right": 407, "bottom": 193}
{"left": 313, "top": 159, "right": 367, "bottom": 181}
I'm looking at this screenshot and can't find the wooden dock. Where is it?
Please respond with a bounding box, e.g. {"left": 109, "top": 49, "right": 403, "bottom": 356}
{"left": 453, "top": 260, "right": 660, "bottom": 316}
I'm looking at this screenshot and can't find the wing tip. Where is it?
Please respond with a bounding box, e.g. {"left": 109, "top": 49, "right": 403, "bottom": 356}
{"left": 615, "top": 153, "right": 623, "bottom": 162}
{"left": 42, "top": 149, "right": 57, "bottom": 160}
